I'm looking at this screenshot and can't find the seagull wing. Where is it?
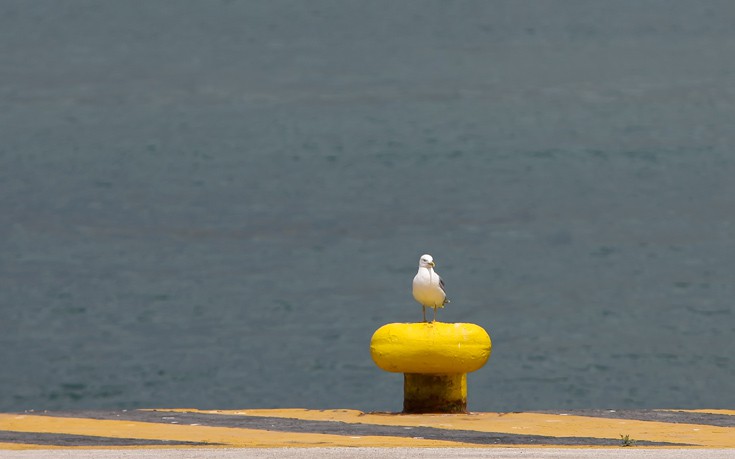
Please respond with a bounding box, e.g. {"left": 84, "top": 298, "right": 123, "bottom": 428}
{"left": 438, "top": 276, "right": 450, "bottom": 304}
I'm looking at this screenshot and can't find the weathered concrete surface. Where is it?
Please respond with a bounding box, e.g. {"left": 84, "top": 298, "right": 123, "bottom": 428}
{"left": 0, "top": 409, "right": 733, "bottom": 451}
{"left": 2, "top": 447, "right": 735, "bottom": 459}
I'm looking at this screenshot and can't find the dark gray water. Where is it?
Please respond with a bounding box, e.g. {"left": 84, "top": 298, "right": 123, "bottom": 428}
{"left": 1, "top": 1, "right": 734, "bottom": 412}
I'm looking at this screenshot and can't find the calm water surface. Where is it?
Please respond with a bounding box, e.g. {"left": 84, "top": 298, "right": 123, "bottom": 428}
{"left": 1, "top": 1, "right": 734, "bottom": 412}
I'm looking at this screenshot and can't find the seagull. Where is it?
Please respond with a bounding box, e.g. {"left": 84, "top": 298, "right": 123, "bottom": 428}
{"left": 412, "top": 254, "right": 450, "bottom": 322}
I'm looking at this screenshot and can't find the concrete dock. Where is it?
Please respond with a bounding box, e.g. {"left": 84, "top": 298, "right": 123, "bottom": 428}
{"left": 0, "top": 408, "right": 733, "bottom": 457}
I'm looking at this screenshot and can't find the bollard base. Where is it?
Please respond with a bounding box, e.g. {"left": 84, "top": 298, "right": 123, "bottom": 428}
{"left": 403, "top": 373, "right": 467, "bottom": 414}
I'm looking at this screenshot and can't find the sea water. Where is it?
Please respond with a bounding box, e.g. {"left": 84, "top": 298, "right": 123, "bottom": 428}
{"left": 1, "top": 1, "right": 734, "bottom": 412}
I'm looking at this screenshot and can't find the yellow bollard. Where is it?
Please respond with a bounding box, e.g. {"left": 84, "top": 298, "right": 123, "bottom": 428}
{"left": 370, "top": 322, "right": 492, "bottom": 413}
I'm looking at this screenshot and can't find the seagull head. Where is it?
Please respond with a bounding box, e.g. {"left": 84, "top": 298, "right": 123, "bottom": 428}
{"left": 419, "top": 254, "right": 436, "bottom": 268}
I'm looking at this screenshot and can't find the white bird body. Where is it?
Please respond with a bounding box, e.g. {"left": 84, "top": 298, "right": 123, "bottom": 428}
{"left": 412, "top": 254, "right": 449, "bottom": 322}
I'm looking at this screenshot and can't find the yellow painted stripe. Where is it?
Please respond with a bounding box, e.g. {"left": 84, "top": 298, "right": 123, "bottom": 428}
{"left": 169, "top": 409, "right": 735, "bottom": 448}
{"left": 0, "top": 413, "right": 477, "bottom": 449}
{"left": 0, "top": 442, "right": 39, "bottom": 450}
{"left": 0, "top": 443, "right": 201, "bottom": 452}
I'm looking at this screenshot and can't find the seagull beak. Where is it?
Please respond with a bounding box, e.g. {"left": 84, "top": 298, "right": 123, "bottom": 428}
{"left": 428, "top": 261, "right": 436, "bottom": 267}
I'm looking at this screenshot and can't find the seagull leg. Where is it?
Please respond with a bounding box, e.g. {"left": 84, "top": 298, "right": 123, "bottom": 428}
{"left": 422, "top": 306, "right": 427, "bottom": 322}
{"left": 432, "top": 306, "right": 437, "bottom": 323}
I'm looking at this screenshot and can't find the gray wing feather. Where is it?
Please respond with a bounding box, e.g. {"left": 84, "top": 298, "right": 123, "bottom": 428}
{"left": 439, "top": 276, "right": 450, "bottom": 304}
